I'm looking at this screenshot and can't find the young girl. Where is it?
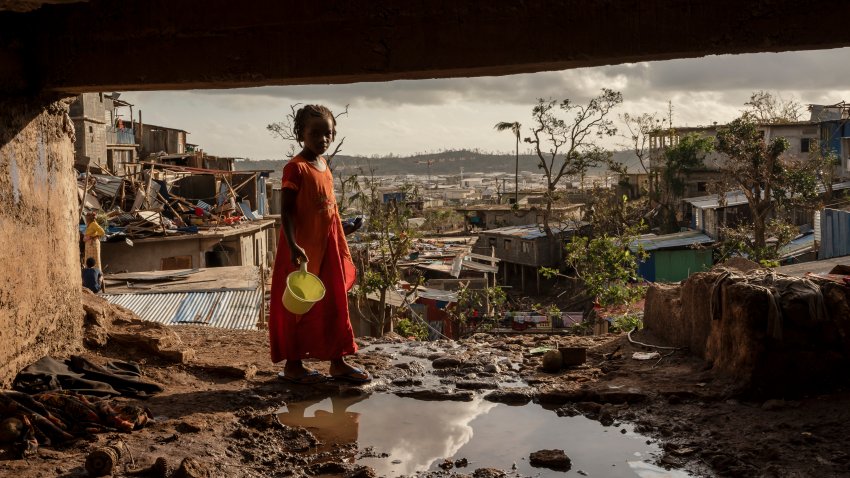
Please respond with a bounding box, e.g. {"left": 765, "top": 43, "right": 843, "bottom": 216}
{"left": 268, "top": 104, "right": 370, "bottom": 384}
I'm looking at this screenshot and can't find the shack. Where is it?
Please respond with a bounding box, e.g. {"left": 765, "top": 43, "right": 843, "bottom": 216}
{"left": 474, "top": 223, "right": 587, "bottom": 293}
{"left": 101, "top": 219, "right": 275, "bottom": 272}
{"left": 631, "top": 230, "right": 714, "bottom": 283}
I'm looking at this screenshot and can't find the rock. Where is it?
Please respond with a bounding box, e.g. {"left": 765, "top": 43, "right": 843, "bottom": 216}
{"left": 483, "top": 388, "right": 534, "bottom": 405}
{"left": 529, "top": 449, "right": 572, "bottom": 471}
{"left": 536, "top": 385, "right": 593, "bottom": 405}
{"left": 395, "top": 388, "right": 475, "bottom": 401}
{"left": 541, "top": 350, "right": 562, "bottom": 373}
{"left": 455, "top": 458, "right": 469, "bottom": 468}
{"left": 432, "top": 356, "right": 463, "bottom": 369}
{"left": 598, "top": 406, "right": 614, "bottom": 426}
{"left": 173, "top": 457, "right": 210, "bottom": 478}
{"left": 456, "top": 379, "right": 499, "bottom": 390}
{"left": 574, "top": 401, "right": 602, "bottom": 417}
{"left": 473, "top": 468, "right": 507, "bottom": 478}
{"left": 483, "top": 363, "right": 500, "bottom": 373}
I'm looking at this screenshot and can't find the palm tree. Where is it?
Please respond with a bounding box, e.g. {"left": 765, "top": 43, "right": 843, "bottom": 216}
{"left": 494, "top": 121, "right": 521, "bottom": 206}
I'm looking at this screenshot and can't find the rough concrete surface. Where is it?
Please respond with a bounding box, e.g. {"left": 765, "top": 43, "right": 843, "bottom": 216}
{"left": 0, "top": 95, "right": 83, "bottom": 386}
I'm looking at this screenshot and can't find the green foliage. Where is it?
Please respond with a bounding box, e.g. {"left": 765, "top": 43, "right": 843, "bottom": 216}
{"left": 396, "top": 317, "right": 428, "bottom": 341}
{"left": 587, "top": 190, "right": 652, "bottom": 237}
{"left": 422, "top": 208, "right": 463, "bottom": 233}
{"left": 610, "top": 313, "right": 643, "bottom": 333}
{"left": 662, "top": 133, "right": 713, "bottom": 197}
{"left": 717, "top": 218, "right": 797, "bottom": 266}
{"left": 523, "top": 89, "right": 623, "bottom": 236}
{"left": 714, "top": 113, "right": 816, "bottom": 260}
{"left": 352, "top": 168, "right": 418, "bottom": 334}
{"left": 563, "top": 222, "right": 647, "bottom": 307}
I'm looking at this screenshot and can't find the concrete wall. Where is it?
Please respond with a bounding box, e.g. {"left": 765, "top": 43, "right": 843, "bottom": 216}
{"left": 0, "top": 95, "right": 83, "bottom": 385}
{"left": 69, "top": 92, "right": 108, "bottom": 168}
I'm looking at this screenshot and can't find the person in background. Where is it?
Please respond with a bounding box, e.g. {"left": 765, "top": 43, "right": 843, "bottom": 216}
{"left": 81, "top": 257, "right": 104, "bottom": 294}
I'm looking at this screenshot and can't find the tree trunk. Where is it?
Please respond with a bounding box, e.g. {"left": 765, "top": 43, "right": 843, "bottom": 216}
{"left": 379, "top": 288, "right": 388, "bottom": 336}
{"left": 514, "top": 136, "right": 519, "bottom": 205}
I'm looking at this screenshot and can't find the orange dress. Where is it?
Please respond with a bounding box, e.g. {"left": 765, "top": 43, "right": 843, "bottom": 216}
{"left": 268, "top": 155, "right": 357, "bottom": 363}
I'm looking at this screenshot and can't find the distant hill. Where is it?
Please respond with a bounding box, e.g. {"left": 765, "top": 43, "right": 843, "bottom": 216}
{"left": 235, "top": 149, "right": 645, "bottom": 179}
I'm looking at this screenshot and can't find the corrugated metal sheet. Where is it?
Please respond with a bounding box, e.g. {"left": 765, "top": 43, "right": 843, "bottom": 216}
{"left": 820, "top": 208, "right": 850, "bottom": 260}
{"left": 91, "top": 174, "right": 123, "bottom": 198}
{"left": 779, "top": 233, "right": 815, "bottom": 260}
{"left": 688, "top": 182, "right": 850, "bottom": 210}
{"left": 630, "top": 230, "right": 714, "bottom": 252}
{"left": 103, "top": 289, "right": 261, "bottom": 330}
{"left": 483, "top": 222, "right": 588, "bottom": 240}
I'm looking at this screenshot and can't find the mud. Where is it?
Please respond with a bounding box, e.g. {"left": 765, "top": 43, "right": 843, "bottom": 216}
{"left": 2, "top": 313, "right": 850, "bottom": 477}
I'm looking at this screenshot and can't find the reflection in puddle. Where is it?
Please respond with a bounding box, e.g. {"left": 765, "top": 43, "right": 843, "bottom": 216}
{"left": 278, "top": 394, "right": 693, "bottom": 477}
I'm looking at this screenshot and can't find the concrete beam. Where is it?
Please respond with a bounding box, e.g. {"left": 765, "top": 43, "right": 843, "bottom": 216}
{"left": 2, "top": 0, "right": 850, "bottom": 93}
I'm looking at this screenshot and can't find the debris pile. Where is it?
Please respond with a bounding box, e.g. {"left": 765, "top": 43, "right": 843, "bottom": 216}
{"left": 77, "top": 161, "right": 271, "bottom": 241}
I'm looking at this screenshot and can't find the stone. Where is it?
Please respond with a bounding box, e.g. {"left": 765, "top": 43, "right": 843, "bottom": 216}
{"left": 432, "top": 356, "right": 463, "bottom": 369}
{"left": 473, "top": 468, "right": 507, "bottom": 478}
{"left": 541, "top": 350, "right": 562, "bottom": 373}
{"left": 483, "top": 388, "right": 534, "bottom": 405}
{"left": 559, "top": 347, "right": 587, "bottom": 367}
{"left": 456, "top": 379, "right": 499, "bottom": 390}
{"left": 529, "top": 449, "right": 572, "bottom": 471}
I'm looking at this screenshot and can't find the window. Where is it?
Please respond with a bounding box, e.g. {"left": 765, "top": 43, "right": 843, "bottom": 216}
{"left": 697, "top": 182, "right": 707, "bottom": 192}
{"left": 488, "top": 237, "right": 497, "bottom": 248}
{"left": 801, "top": 138, "right": 811, "bottom": 153}
{"left": 521, "top": 241, "right": 531, "bottom": 253}
{"left": 503, "top": 239, "right": 512, "bottom": 250}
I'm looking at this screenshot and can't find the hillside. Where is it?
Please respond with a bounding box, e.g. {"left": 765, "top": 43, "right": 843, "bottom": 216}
{"left": 235, "top": 149, "right": 645, "bottom": 179}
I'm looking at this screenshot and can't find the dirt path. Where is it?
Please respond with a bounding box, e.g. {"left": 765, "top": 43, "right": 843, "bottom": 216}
{"left": 2, "top": 321, "right": 849, "bottom": 477}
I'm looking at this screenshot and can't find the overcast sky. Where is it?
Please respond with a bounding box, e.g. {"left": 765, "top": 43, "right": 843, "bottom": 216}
{"left": 120, "top": 47, "right": 850, "bottom": 160}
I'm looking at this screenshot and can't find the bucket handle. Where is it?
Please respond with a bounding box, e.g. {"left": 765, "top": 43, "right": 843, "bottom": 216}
{"left": 299, "top": 261, "right": 308, "bottom": 273}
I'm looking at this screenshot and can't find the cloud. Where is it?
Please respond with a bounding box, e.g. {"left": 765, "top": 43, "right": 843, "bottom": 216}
{"left": 119, "top": 47, "right": 850, "bottom": 157}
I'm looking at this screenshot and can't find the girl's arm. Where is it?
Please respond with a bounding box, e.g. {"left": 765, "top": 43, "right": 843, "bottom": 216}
{"left": 281, "top": 188, "right": 308, "bottom": 266}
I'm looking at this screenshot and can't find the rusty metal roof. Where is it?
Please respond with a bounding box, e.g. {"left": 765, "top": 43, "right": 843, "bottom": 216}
{"left": 104, "top": 289, "right": 261, "bottom": 330}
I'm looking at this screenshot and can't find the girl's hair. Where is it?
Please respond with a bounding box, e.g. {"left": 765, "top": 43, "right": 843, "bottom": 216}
{"left": 293, "top": 104, "right": 336, "bottom": 142}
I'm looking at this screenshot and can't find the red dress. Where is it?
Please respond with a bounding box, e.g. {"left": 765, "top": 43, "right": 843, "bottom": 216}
{"left": 268, "top": 155, "right": 357, "bottom": 363}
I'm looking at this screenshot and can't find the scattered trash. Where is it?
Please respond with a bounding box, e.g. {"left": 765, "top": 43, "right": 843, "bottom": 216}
{"left": 86, "top": 445, "right": 123, "bottom": 477}
{"left": 632, "top": 352, "right": 662, "bottom": 360}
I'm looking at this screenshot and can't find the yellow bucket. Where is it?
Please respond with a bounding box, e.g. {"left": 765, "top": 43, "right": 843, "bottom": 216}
{"left": 282, "top": 261, "right": 326, "bottom": 315}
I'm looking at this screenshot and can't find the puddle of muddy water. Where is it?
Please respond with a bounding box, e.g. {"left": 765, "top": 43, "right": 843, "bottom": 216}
{"left": 278, "top": 393, "right": 692, "bottom": 477}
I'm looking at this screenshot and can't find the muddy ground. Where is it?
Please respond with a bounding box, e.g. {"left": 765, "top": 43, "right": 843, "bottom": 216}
{"left": 2, "top": 315, "right": 849, "bottom": 478}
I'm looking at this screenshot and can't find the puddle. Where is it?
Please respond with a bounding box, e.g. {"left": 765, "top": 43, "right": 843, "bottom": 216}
{"left": 278, "top": 393, "right": 693, "bottom": 477}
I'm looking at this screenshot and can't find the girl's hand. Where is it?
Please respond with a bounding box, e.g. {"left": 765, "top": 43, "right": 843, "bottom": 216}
{"left": 291, "top": 243, "right": 308, "bottom": 267}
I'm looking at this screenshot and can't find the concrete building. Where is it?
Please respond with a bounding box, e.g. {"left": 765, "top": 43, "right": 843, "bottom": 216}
{"left": 100, "top": 220, "right": 275, "bottom": 273}
{"left": 456, "top": 204, "right": 583, "bottom": 231}
{"left": 69, "top": 92, "right": 109, "bottom": 169}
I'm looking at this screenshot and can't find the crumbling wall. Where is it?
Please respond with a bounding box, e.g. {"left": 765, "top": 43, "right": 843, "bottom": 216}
{"left": 0, "top": 95, "right": 83, "bottom": 386}
{"left": 645, "top": 268, "right": 850, "bottom": 394}
{"left": 643, "top": 283, "right": 685, "bottom": 346}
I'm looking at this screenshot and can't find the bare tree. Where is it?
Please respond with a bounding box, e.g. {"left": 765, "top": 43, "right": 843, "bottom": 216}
{"left": 742, "top": 91, "right": 803, "bottom": 124}
{"left": 620, "top": 112, "right": 664, "bottom": 200}
{"left": 266, "top": 103, "right": 350, "bottom": 166}
{"left": 524, "top": 89, "right": 623, "bottom": 237}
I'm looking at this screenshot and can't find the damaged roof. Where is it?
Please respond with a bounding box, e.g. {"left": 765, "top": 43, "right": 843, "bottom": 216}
{"left": 479, "top": 222, "right": 588, "bottom": 240}
{"left": 631, "top": 230, "right": 714, "bottom": 252}
{"left": 104, "top": 289, "right": 262, "bottom": 330}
